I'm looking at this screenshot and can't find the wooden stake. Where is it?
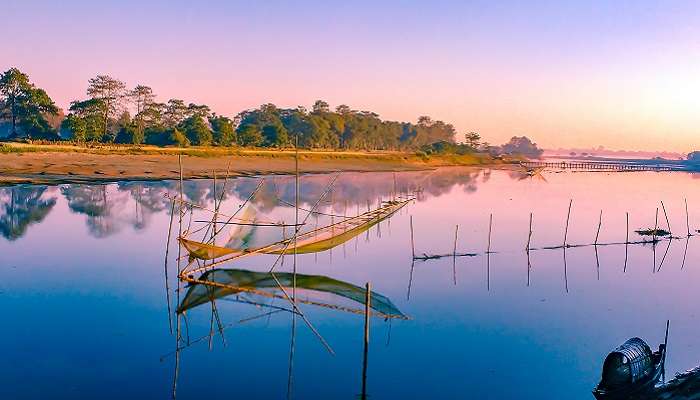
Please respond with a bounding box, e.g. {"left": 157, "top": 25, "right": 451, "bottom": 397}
{"left": 660, "top": 200, "right": 671, "bottom": 235}
{"left": 410, "top": 215, "right": 415, "bottom": 259}
{"left": 526, "top": 212, "right": 533, "bottom": 251}
{"left": 164, "top": 198, "right": 176, "bottom": 335}
{"left": 624, "top": 212, "right": 629, "bottom": 272}
{"left": 453, "top": 225, "right": 459, "bottom": 257}
{"left": 594, "top": 210, "right": 603, "bottom": 245}
{"left": 361, "top": 282, "right": 371, "bottom": 400}
{"left": 453, "top": 225, "right": 459, "bottom": 286}
{"left": 564, "top": 199, "right": 572, "bottom": 247}
{"left": 685, "top": 198, "right": 691, "bottom": 237}
{"left": 654, "top": 207, "right": 659, "bottom": 243}
{"left": 487, "top": 214, "right": 493, "bottom": 254}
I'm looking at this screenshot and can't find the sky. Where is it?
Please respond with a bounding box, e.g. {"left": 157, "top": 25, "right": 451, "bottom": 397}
{"left": 3, "top": 0, "right": 699, "bottom": 152}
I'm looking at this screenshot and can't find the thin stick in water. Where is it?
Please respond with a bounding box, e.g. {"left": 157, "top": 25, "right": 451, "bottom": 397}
{"left": 624, "top": 212, "right": 629, "bottom": 273}
{"left": 487, "top": 214, "right": 493, "bottom": 253}
{"left": 361, "top": 282, "right": 371, "bottom": 400}
{"left": 564, "top": 199, "right": 573, "bottom": 247}
{"left": 409, "top": 215, "right": 415, "bottom": 259}
{"left": 594, "top": 210, "right": 602, "bottom": 246}
{"left": 685, "top": 198, "right": 691, "bottom": 237}
{"left": 661, "top": 200, "right": 671, "bottom": 235}
{"left": 526, "top": 212, "right": 533, "bottom": 251}
{"left": 453, "top": 224, "right": 459, "bottom": 286}
{"left": 163, "top": 198, "right": 176, "bottom": 335}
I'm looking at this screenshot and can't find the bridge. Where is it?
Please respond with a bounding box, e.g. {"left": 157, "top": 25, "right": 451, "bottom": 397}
{"left": 519, "top": 160, "right": 685, "bottom": 172}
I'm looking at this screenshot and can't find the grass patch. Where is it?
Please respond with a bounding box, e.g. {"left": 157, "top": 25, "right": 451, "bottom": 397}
{"left": 0, "top": 141, "right": 501, "bottom": 166}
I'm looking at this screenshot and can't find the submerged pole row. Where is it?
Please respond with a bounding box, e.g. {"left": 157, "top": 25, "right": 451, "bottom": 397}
{"left": 411, "top": 197, "right": 696, "bottom": 262}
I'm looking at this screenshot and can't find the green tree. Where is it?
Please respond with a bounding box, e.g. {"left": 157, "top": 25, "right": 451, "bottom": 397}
{"left": 180, "top": 115, "right": 212, "bottom": 145}
{"left": 164, "top": 99, "right": 188, "bottom": 128}
{"left": 61, "top": 114, "right": 87, "bottom": 142}
{"left": 237, "top": 123, "right": 263, "bottom": 146}
{"left": 169, "top": 127, "right": 190, "bottom": 147}
{"left": 464, "top": 131, "right": 481, "bottom": 148}
{"left": 64, "top": 99, "right": 106, "bottom": 142}
{"left": 312, "top": 100, "right": 330, "bottom": 113}
{"left": 0, "top": 68, "right": 59, "bottom": 139}
{"left": 86, "top": 75, "right": 127, "bottom": 139}
{"left": 209, "top": 115, "right": 236, "bottom": 146}
{"left": 129, "top": 85, "right": 155, "bottom": 141}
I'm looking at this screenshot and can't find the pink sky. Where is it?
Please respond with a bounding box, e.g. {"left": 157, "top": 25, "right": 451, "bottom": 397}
{"left": 4, "top": 1, "right": 699, "bottom": 153}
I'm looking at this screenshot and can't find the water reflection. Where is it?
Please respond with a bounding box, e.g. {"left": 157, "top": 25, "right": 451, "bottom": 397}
{"left": 3, "top": 168, "right": 700, "bottom": 399}
{"left": 0, "top": 167, "right": 501, "bottom": 241}
{"left": 0, "top": 185, "right": 56, "bottom": 240}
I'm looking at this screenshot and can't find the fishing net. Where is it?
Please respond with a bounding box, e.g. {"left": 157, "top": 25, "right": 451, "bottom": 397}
{"left": 178, "top": 268, "right": 405, "bottom": 319}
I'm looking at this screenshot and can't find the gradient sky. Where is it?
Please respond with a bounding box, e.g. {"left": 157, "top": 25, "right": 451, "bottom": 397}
{"left": 3, "top": 0, "right": 699, "bottom": 152}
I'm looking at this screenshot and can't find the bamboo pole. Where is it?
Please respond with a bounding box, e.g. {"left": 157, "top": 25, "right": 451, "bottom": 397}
{"left": 526, "top": 212, "right": 533, "bottom": 251}
{"left": 487, "top": 214, "right": 493, "bottom": 253}
{"left": 660, "top": 200, "right": 671, "bottom": 235}
{"left": 453, "top": 225, "right": 459, "bottom": 257}
{"left": 293, "top": 134, "right": 299, "bottom": 305}
{"left": 685, "top": 198, "right": 691, "bottom": 237}
{"left": 213, "top": 169, "right": 217, "bottom": 240}
{"left": 487, "top": 214, "right": 492, "bottom": 292}
{"left": 624, "top": 212, "right": 629, "bottom": 272}
{"left": 453, "top": 224, "right": 459, "bottom": 286}
{"left": 594, "top": 210, "right": 603, "bottom": 245}
{"left": 564, "top": 199, "right": 573, "bottom": 247}
{"left": 409, "top": 215, "right": 415, "bottom": 259}
{"left": 654, "top": 207, "right": 659, "bottom": 243}
{"left": 653, "top": 207, "right": 659, "bottom": 273}
{"left": 361, "top": 282, "right": 371, "bottom": 400}
{"left": 164, "top": 198, "right": 176, "bottom": 335}
{"left": 173, "top": 154, "right": 184, "bottom": 400}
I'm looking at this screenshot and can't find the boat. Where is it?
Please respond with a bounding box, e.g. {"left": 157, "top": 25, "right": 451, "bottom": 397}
{"left": 178, "top": 268, "right": 407, "bottom": 320}
{"left": 179, "top": 198, "right": 411, "bottom": 262}
{"left": 593, "top": 324, "right": 669, "bottom": 400}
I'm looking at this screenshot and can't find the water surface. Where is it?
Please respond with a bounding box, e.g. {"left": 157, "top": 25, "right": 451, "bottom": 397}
{"left": 1, "top": 167, "right": 699, "bottom": 399}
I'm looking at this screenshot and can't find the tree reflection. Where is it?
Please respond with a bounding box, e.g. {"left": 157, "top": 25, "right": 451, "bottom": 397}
{"left": 61, "top": 185, "right": 122, "bottom": 238}
{"left": 0, "top": 186, "right": 57, "bottom": 241}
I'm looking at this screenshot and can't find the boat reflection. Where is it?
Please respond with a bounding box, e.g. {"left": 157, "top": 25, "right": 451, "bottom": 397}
{"left": 169, "top": 267, "right": 405, "bottom": 399}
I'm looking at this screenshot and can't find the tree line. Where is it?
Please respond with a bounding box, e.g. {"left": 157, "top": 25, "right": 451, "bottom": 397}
{"left": 0, "top": 67, "right": 543, "bottom": 155}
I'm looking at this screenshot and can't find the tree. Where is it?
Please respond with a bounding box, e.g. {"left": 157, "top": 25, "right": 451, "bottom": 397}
{"left": 87, "top": 75, "right": 126, "bottom": 139}
{"left": 164, "top": 99, "right": 188, "bottom": 128}
{"left": 209, "top": 115, "right": 236, "bottom": 146}
{"left": 64, "top": 99, "right": 106, "bottom": 142}
{"left": 180, "top": 115, "right": 212, "bottom": 146}
{"left": 335, "top": 104, "right": 352, "bottom": 114}
{"left": 0, "top": 68, "right": 30, "bottom": 137}
{"left": 0, "top": 68, "right": 58, "bottom": 139}
{"left": 464, "top": 132, "right": 481, "bottom": 148}
{"left": 129, "top": 85, "right": 155, "bottom": 141}
{"left": 312, "top": 100, "right": 330, "bottom": 113}
{"left": 237, "top": 123, "right": 263, "bottom": 146}
{"left": 498, "top": 136, "right": 543, "bottom": 158}
{"left": 169, "top": 127, "right": 190, "bottom": 147}
{"left": 114, "top": 111, "right": 144, "bottom": 145}
{"left": 129, "top": 85, "right": 155, "bottom": 115}
{"left": 262, "top": 124, "right": 288, "bottom": 147}
{"left": 187, "top": 103, "right": 210, "bottom": 119}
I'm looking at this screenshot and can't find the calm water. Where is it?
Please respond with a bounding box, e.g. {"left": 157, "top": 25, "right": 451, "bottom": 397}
{"left": 1, "top": 167, "right": 700, "bottom": 399}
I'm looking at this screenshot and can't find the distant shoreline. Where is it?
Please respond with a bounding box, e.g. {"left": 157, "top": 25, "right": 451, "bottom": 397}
{"left": 0, "top": 142, "right": 503, "bottom": 186}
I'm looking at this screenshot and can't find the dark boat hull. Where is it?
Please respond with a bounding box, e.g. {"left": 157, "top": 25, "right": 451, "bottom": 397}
{"left": 592, "top": 360, "right": 663, "bottom": 400}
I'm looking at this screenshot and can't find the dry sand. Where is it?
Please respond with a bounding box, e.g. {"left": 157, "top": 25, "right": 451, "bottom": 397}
{"left": 0, "top": 149, "right": 494, "bottom": 185}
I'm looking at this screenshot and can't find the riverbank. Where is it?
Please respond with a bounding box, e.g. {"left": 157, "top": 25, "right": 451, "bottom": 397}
{"left": 0, "top": 142, "right": 502, "bottom": 185}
